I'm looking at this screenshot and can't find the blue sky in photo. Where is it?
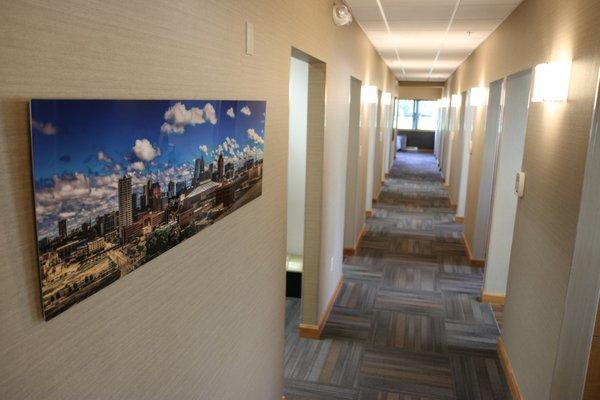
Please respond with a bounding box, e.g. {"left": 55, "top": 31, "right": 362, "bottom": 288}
{"left": 31, "top": 99, "right": 266, "bottom": 183}
{"left": 30, "top": 99, "right": 266, "bottom": 239}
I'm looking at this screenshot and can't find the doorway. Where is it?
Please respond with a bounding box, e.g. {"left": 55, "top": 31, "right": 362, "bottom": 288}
{"left": 344, "top": 77, "right": 363, "bottom": 253}
{"left": 437, "top": 101, "right": 449, "bottom": 176}
{"left": 443, "top": 94, "right": 461, "bottom": 187}
{"left": 381, "top": 94, "right": 394, "bottom": 183}
{"left": 434, "top": 101, "right": 446, "bottom": 168}
{"left": 285, "top": 48, "right": 327, "bottom": 335}
{"left": 286, "top": 56, "right": 308, "bottom": 298}
{"left": 365, "top": 90, "right": 381, "bottom": 213}
{"left": 472, "top": 79, "right": 504, "bottom": 260}
{"left": 456, "top": 90, "right": 475, "bottom": 219}
{"left": 482, "top": 69, "right": 533, "bottom": 299}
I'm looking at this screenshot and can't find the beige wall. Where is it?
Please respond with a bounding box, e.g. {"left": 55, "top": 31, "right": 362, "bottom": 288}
{"left": 444, "top": 0, "right": 600, "bottom": 398}
{"left": 398, "top": 86, "right": 443, "bottom": 100}
{"left": 0, "top": 1, "right": 397, "bottom": 399}
{"left": 343, "top": 77, "right": 363, "bottom": 249}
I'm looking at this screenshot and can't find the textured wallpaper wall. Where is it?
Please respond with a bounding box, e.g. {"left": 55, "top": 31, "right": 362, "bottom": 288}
{"left": 0, "top": 1, "right": 397, "bottom": 399}
{"left": 444, "top": 0, "right": 600, "bottom": 398}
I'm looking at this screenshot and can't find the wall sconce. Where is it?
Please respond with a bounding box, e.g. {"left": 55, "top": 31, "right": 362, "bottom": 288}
{"left": 362, "top": 85, "right": 378, "bottom": 104}
{"left": 451, "top": 94, "right": 461, "bottom": 108}
{"left": 469, "top": 87, "right": 487, "bottom": 107}
{"left": 381, "top": 92, "right": 392, "bottom": 105}
{"left": 532, "top": 60, "right": 572, "bottom": 102}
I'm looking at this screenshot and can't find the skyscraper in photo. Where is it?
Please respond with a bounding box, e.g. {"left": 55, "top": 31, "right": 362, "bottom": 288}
{"left": 143, "top": 179, "right": 152, "bottom": 209}
{"left": 58, "top": 219, "right": 67, "bottom": 238}
{"left": 150, "top": 182, "right": 162, "bottom": 212}
{"left": 131, "top": 193, "right": 138, "bottom": 220}
{"left": 194, "top": 157, "right": 205, "bottom": 184}
{"left": 217, "top": 154, "right": 224, "bottom": 181}
{"left": 118, "top": 175, "right": 133, "bottom": 232}
{"left": 168, "top": 181, "right": 175, "bottom": 198}
{"left": 175, "top": 181, "right": 186, "bottom": 196}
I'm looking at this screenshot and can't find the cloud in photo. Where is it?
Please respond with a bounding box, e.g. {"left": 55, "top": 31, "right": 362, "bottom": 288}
{"left": 160, "top": 122, "right": 185, "bottom": 134}
{"left": 240, "top": 106, "right": 251, "bottom": 116}
{"left": 132, "top": 138, "right": 160, "bottom": 161}
{"left": 199, "top": 144, "right": 209, "bottom": 155}
{"left": 247, "top": 128, "right": 264, "bottom": 145}
{"left": 31, "top": 120, "right": 58, "bottom": 135}
{"left": 128, "top": 161, "right": 145, "bottom": 171}
{"left": 97, "top": 151, "right": 112, "bottom": 163}
{"left": 226, "top": 107, "right": 235, "bottom": 118}
{"left": 160, "top": 102, "right": 219, "bottom": 133}
{"left": 223, "top": 137, "right": 240, "bottom": 155}
{"left": 161, "top": 102, "right": 206, "bottom": 134}
{"left": 59, "top": 211, "right": 77, "bottom": 219}
{"left": 203, "top": 103, "right": 218, "bottom": 125}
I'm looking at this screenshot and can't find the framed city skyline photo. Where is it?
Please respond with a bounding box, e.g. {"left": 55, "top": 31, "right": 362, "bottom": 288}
{"left": 30, "top": 99, "right": 266, "bottom": 320}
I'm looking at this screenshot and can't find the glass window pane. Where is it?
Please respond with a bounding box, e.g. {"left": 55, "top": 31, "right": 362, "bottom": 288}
{"left": 396, "top": 100, "right": 414, "bottom": 130}
{"left": 416, "top": 100, "right": 439, "bottom": 131}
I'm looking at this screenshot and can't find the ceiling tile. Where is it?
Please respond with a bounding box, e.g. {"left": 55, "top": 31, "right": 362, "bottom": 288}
{"left": 345, "top": 0, "right": 524, "bottom": 81}
{"left": 454, "top": 4, "right": 520, "bottom": 20}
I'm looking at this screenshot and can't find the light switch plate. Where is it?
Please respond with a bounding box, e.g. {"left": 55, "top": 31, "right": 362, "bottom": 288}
{"left": 245, "top": 22, "right": 254, "bottom": 55}
{"left": 515, "top": 171, "right": 526, "bottom": 198}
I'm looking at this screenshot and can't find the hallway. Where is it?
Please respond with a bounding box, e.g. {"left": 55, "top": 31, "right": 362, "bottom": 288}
{"left": 284, "top": 152, "right": 511, "bottom": 399}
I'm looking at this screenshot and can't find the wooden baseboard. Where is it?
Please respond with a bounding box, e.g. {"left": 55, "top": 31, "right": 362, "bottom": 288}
{"left": 455, "top": 216, "right": 464, "bottom": 224}
{"left": 461, "top": 232, "right": 485, "bottom": 268}
{"left": 373, "top": 186, "right": 383, "bottom": 203}
{"left": 343, "top": 247, "right": 356, "bottom": 256}
{"left": 366, "top": 209, "right": 373, "bottom": 217}
{"left": 446, "top": 189, "right": 458, "bottom": 212}
{"left": 481, "top": 292, "right": 506, "bottom": 305}
{"left": 343, "top": 224, "right": 367, "bottom": 256}
{"left": 498, "top": 338, "right": 522, "bottom": 400}
{"left": 298, "top": 275, "right": 344, "bottom": 340}
{"left": 298, "top": 323, "right": 321, "bottom": 339}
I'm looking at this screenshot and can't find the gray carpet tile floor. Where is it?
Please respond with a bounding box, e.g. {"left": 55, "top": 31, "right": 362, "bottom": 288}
{"left": 284, "top": 151, "right": 511, "bottom": 400}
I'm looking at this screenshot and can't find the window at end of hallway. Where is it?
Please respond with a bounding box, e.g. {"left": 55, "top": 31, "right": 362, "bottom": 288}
{"left": 394, "top": 99, "right": 439, "bottom": 131}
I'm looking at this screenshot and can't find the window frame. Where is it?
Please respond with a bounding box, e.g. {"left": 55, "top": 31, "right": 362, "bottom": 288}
{"left": 395, "top": 99, "right": 438, "bottom": 132}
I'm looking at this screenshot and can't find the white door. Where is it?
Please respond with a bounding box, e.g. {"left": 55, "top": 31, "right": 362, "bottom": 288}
{"left": 472, "top": 79, "right": 504, "bottom": 259}
{"left": 483, "top": 69, "right": 532, "bottom": 297}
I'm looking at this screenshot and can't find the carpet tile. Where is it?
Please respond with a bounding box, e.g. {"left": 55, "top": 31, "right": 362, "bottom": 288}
{"left": 284, "top": 152, "right": 511, "bottom": 400}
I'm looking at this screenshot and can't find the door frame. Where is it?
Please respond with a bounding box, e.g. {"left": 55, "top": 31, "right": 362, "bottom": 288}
{"left": 551, "top": 68, "right": 600, "bottom": 399}
{"left": 482, "top": 68, "right": 533, "bottom": 298}
{"left": 472, "top": 78, "right": 505, "bottom": 260}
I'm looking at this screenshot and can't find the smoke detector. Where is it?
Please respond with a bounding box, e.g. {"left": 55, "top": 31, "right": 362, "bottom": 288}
{"left": 333, "top": 5, "right": 353, "bottom": 26}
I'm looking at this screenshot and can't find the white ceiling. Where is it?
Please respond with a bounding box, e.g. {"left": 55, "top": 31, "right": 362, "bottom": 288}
{"left": 345, "top": 0, "right": 524, "bottom": 82}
